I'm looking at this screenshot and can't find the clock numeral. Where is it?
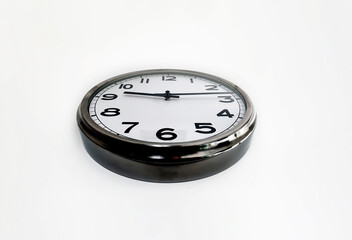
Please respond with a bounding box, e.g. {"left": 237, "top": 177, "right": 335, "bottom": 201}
{"left": 101, "top": 108, "right": 120, "bottom": 117}
{"left": 217, "top": 109, "right": 234, "bottom": 118}
{"left": 190, "top": 78, "right": 194, "bottom": 83}
{"left": 218, "top": 96, "right": 234, "bottom": 103}
{"left": 119, "top": 84, "right": 133, "bottom": 89}
{"left": 101, "top": 94, "right": 118, "bottom": 100}
{"left": 156, "top": 128, "right": 177, "bottom": 141}
{"left": 205, "top": 85, "right": 219, "bottom": 91}
{"left": 162, "top": 76, "right": 176, "bottom": 81}
{"left": 195, "top": 123, "right": 216, "bottom": 134}
{"left": 140, "top": 78, "right": 149, "bottom": 83}
{"left": 122, "top": 122, "right": 139, "bottom": 133}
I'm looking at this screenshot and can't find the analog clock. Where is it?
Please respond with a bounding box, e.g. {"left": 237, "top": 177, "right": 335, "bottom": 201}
{"left": 77, "top": 69, "right": 256, "bottom": 182}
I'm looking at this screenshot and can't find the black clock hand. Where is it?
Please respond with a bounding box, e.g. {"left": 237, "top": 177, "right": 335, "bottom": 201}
{"left": 124, "top": 90, "right": 180, "bottom": 100}
{"left": 124, "top": 91, "right": 235, "bottom": 100}
{"left": 171, "top": 92, "right": 234, "bottom": 96}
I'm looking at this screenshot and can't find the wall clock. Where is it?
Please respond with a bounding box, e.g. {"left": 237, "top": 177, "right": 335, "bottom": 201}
{"left": 77, "top": 69, "right": 256, "bottom": 182}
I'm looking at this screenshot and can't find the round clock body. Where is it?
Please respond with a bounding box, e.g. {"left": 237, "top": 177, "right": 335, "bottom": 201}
{"left": 77, "top": 69, "right": 256, "bottom": 182}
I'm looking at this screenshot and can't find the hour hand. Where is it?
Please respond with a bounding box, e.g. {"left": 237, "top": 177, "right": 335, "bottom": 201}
{"left": 123, "top": 90, "right": 179, "bottom": 100}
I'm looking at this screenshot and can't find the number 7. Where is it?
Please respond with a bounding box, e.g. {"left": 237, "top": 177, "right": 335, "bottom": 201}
{"left": 122, "top": 122, "right": 139, "bottom": 133}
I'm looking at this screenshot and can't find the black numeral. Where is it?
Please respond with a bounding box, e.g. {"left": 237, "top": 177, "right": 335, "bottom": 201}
{"left": 162, "top": 76, "right": 176, "bottom": 81}
{"left": 100, "top": 108, "right": 120, "bottom": 117}
{"left": 190, "top": 78, "right": 194, "bottom": 83}
{"left": 119, "top": 84, "right": 133, "bottom": 89}
{"left": 140, "top": 78, "right": 149, "bottom": 83}
{"left": 218, "top": 96, "right": 234, "bottom": 103}
{"left": 205, "top": 85, "right": 219, "bottom": 90}
{"left": 156, "top": 128, "right": 177, "bottom": 141}
{"left": 122, "top": 122, "right": 139, "bottom": 133}
{"left": 217, "top": 109, "right": 234, "bottom": 118}
{"left": 101, "top": 94, "right": 118, "bottom": 100}
{"left": 195, "top": 123, "right": 216, "bottom": 134}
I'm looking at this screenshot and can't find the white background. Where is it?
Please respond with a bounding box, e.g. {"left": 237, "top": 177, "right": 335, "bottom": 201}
{"left": 1, "top": 0, "right": 352, "bottom": 239}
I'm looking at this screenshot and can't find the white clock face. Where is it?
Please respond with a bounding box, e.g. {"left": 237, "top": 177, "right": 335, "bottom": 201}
{"left": 88, "top": 72, "right": 246, "bottom": 143}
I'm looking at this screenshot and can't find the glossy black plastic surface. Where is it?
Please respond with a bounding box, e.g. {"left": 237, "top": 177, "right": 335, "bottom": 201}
{"left": 79, "top": 128, "right": 253, "bottom": 182}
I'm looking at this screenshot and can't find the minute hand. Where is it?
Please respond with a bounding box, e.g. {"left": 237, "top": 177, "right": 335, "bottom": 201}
{"left": 123, "top": 91, "right": 179, "bottom": 98}
{"left": 171, "top": 92, "right": 234, "bottom": 96}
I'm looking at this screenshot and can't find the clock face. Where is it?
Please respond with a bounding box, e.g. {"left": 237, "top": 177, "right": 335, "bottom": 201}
{"left": 88, "top": 72, "right": 246, "bottom": 143}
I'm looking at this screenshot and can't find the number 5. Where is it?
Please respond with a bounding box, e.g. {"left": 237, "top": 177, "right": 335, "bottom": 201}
{"left": 195, "top": 123, "right": 216, "bottom": 134}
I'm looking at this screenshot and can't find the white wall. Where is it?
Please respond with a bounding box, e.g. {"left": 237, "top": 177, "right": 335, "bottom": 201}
{"left": 1, "top": 0, "right": 352, "bottom": 239}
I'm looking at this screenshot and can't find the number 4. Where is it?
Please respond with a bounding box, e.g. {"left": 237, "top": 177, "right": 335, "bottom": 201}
{"left": 217, "top": 109, "right": 234, "bottom": 118}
